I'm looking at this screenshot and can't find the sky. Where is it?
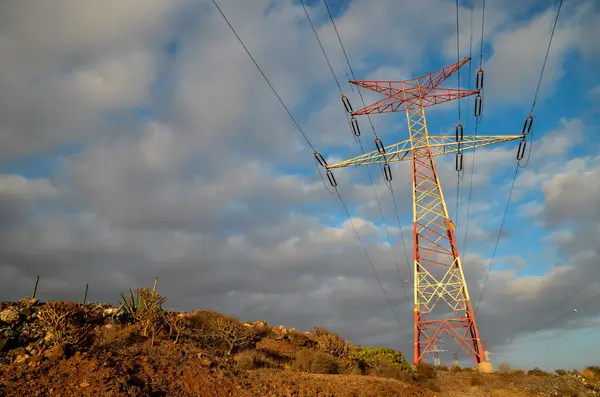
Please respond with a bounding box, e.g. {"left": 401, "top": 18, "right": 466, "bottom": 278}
{"left": 0, "top": 0, "right": 599, "bottom": 371}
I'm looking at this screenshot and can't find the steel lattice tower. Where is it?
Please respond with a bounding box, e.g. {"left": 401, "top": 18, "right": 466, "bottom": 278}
{"left": 326, "top": 58, "right": 524, "bottom": 367}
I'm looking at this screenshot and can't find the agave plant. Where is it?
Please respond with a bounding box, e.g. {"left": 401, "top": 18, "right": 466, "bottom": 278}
{"left": 119, "top": 288, "right": 144, "bottom": 318}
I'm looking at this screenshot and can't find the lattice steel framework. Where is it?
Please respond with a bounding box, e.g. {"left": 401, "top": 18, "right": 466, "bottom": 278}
{"left": 327, "top": 58, "right": 524, "bottom": 365}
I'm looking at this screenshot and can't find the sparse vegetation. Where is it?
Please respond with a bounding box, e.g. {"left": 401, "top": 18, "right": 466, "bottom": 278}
{"left": 2, "top": 292, "right": 599, "bottom": 396}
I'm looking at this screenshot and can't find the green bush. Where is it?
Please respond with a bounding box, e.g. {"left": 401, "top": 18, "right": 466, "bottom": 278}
{"left": 349, "top": 347, "right": 409, "bottom": 372}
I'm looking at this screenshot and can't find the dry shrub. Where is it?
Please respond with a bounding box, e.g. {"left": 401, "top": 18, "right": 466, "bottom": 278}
{"left": 414, "top": 363, "right": 437, "bottom": 381}
{"left": 187, "top": 310, "right": 257, "bottom": 355}
{"left": 292, "top": 350, "right": 339, "bottom": 374}
{"left": 556, "top": 369, "right": 568, "bottom": 376}
{"left": 371, "top": 364, "right": 412, "bottom": 382}
{"left": 309, "top": 327, "right": 351, "bottom": 358}
{"left": 164, "top": 312, "right": 186, "bottom": 344}
{"left": 527, "top": 367, "right": 551, "bottom": 376}
{"left": 37, "top": 301, "right": 91, "bottom": 348}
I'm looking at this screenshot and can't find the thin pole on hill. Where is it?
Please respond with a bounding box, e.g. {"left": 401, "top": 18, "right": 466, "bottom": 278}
{"left": 31, "top": 275, "right": 40, "bottom": 299}
{"left": 153, "top": 277, "right": 158, "bottom": 293}
{"left": 83, "top": 283, "right": 89, "bottom": 304}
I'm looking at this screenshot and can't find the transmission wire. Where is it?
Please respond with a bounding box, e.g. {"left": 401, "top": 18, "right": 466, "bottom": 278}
{"left": 210, "top": 0, "right": 407, "bottom": 334}
{"left": 474, "top": 0, "right": 565, "bottom": 313}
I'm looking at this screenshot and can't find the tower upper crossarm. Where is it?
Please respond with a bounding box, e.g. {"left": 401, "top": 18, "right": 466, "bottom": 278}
{"left": 326, "top": 135, "right": 525, "bottom": 169}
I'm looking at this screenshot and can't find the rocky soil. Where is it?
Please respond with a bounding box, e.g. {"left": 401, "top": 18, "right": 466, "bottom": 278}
{"left": 1, "top": 298, "right": 599, "bottom": 396}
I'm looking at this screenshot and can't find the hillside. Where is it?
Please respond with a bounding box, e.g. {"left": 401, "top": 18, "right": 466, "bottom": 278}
{"left": 1, "top": 288, "right": 599, "bottom": 397}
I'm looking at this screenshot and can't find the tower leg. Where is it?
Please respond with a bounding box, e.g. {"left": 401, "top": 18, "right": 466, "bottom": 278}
{"left": 406, "top": 105, "right": 487, "bottom": 365}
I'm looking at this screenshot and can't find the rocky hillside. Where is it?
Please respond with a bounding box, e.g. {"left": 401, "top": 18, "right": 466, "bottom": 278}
{"left": 1, "top": 288, "right": 599, "bottom": 396}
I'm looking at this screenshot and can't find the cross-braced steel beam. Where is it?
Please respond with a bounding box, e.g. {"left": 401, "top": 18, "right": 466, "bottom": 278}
{"left": 330, "top": 58, "right": 522, "bottom": 366}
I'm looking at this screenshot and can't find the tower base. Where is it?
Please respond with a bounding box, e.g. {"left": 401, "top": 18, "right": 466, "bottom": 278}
{"left": 477, "top": 361, "right": 494, "bottom": 374}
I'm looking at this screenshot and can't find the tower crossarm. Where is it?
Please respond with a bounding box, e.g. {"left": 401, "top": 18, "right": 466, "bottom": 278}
{"left": 349, "top": 58, "right": 473, "bottom": 116}
{"left": 351, "top": 87, "right": 479, "bottom": 116}
{"left": 326, "top": 135, "right": 524, "bottom": 169}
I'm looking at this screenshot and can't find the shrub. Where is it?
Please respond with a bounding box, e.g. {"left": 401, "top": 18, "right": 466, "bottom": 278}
{"left": 37, "top": 301, "right": 92, "bottom": 348}
{"left": 309, "top": 327, "right": 351, "bottom": 358}
{"left": 527, "top": 367, "right": 550, "bottom": 376}
{"left": 555, "top": 369, "right": 568, "bottom": 376}
{"left": 291, "top": 350, "right": 339, "bottom": 374}
{"left": 585, "top": 366, "right": 600, "bottom": 376}
{"left": 372, "top": 364, "right": 412, "bottom": 381}
{"left": 187, "top": 311, "right": 257, "bottom": 355}
{"left": 310, "top": 352, "right": 339, "bottom": 374}
{"left": 414, "top": 363, "right": 437, "bottom": 381}
{"left": 119, "top": 287, "right": 167, "bottom": 340}
{"left": 349, "top": 347, "right": 409, "bottom": 373}
{"left": 164, "top": 312, "right": 186, "bottom": 344}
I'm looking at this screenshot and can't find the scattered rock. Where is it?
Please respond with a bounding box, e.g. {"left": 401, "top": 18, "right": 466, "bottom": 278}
{"left": 103, "top": 307, "right": 120, "bottom": 316}
{"left": 0, "top": 309, "right": 20, "bottom": 324}
{"left": 14, "top": 354, "right": 29, "bottom": 364}
{"left": 44, "top": 344, "right": 65, "bottom": 361}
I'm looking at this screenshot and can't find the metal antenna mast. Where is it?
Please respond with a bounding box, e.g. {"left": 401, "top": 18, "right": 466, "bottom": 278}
{"left": 324, "top": 58, "right": 524, "bottom": 371}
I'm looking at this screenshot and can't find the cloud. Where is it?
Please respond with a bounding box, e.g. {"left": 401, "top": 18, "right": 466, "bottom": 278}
{"left": 540, "top": 156, "right": 600, "bottom": 227}
{"left": 483, "top": 1, "right": 598, "bottom": 105}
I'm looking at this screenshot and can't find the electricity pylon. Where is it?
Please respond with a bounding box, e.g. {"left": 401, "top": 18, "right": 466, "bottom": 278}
{"left": 326, "top": 58, "right": 524, "bottom": 369}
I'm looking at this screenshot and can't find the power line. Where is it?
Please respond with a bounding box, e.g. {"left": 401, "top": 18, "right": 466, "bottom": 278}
{"left": 474, "top": 0, "right": 565, "bottom": 313}
{"left": 534, "top": 289, "right": 600, "bottom": 333}
{"left": 299, "top": 0, "right": 342, "bottom": 93}
{"left": 474, "top": 166, "right": 518, "bottom": 315}
{"left": 530, "top": 0, "right": 564, "bottom": 114}
{"left": 210, "top": 0, "right": 315, "bottom": 152}
{"left": 322, "top": 0, "right": 378, "bottom": 138}
{"left": 335, "top": 188, "right": 408, "bottom": 336}
{"left": 320, "top": 0, "right": 413, "bottom": 289}
{"left": 211, "top": 0, "right": 406, "bottom": 334}
{"left": 546, "top": 272, "right": 600, "bottom": 314}
{"left": 461, "top": 0, "right": 485, "bottom": 258}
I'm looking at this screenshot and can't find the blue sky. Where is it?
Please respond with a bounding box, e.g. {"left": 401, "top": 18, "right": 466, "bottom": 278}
{"left": 0, "top": 0, "right": 599, "bottom": 370}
